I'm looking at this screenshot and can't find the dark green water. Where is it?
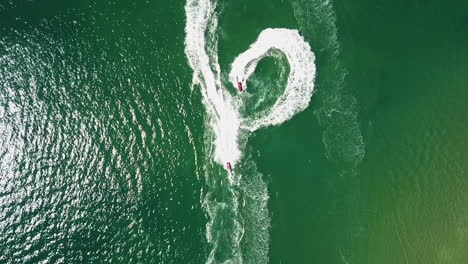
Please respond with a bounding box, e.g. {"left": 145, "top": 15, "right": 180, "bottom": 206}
{"left": 1, "top": 0, "right": 468, "bottom": 263}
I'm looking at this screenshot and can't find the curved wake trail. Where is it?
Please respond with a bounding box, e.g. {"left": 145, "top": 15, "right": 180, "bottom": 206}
{"left": 184, "top": 0, "right": 315, "bottom": 262}
{"left": 229, "top": 28, "right": 315, "bottom": 131}
{"left": 185, "top": 0, "right": 241, "bottom": 170}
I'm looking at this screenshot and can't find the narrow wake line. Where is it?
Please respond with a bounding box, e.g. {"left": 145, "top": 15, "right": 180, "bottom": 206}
{"left": 184, "top": 0, "right": 315, "bottom": 263}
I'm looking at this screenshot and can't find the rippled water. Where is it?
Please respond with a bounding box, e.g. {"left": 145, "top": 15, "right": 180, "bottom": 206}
{"left": 0, "top": 2, "right": 208, "bottom": 263}
{"left": 2, "top": 0, "right": 468, "bottom": 264}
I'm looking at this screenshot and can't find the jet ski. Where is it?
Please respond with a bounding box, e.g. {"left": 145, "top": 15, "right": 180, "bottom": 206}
{"left": 237, "top": 82, "right": 243, "bottom": 92}
{"left": 226, "top": 162, "right": 232, "bottom": 172}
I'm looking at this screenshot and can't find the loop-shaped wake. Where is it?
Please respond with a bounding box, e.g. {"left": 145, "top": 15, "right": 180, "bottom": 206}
{"left": 229, "top": 28, "right": 315, "bottom": 132}
{"left": 184, "top": 1, "right": 317, "bottom": 263}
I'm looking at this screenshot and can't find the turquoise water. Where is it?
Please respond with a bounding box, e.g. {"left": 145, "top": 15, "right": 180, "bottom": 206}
{"left": 1, "top": 0, "right": 467, "bottom": 263}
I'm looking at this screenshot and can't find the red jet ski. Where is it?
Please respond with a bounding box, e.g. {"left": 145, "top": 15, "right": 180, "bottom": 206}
{"left": 226, "top": 162, "right": 232, "bottom": 172}
{"left": 237, "top": 82, "right": 243, "bottom": 92}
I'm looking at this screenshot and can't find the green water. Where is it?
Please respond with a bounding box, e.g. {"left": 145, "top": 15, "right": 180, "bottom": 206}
{"left": 1, "top": 1, "right": 208, "bottom": 262}
{"left": 1, "top": 0, "right": 468, "bottom": 263}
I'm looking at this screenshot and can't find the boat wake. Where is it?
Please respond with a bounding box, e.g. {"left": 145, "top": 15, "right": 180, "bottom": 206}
{"left": 229, "top": 28, "right": 315, "bottom": 132}
{"left": 184, "top": 0, "right": 315, "bottom": 262}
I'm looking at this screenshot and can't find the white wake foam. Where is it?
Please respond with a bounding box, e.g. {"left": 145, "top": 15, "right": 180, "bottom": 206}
{"left": 185, "top": 0, "right": 241, "bottom": 171}
{"left": 184, "top": 0, "right": 316, "bottom": 263}
{"left": 185, "top": 7, "right": 316, "bottom": 168}
{"left": 229, "top": 28, "right": 315, "bottom": 132}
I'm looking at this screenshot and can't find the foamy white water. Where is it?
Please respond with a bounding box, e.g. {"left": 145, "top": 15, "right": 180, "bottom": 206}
{"left": 185, "top": 6, "right": 315, "bottom": 168}
{"left": 185, "top": 0, "right": 241, "bottom": 171}
{"left": 184, "top": 0, "right": 315, "bottom": 263}
{"left": 229, "top": 28, "right": 315, "bottom": 131}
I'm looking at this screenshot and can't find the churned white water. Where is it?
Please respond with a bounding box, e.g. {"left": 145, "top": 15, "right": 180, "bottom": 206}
{"left": 185, "top": 2, "right": 315, "bottom": 170}
{"left": 184, "top": 0, "right": 315, "bottom": 263}
{"left": 229, "top": 28, "right": 315, "bottom": 131}
{"left": 184, "top": 0, "right": 242, "bottom": 171}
